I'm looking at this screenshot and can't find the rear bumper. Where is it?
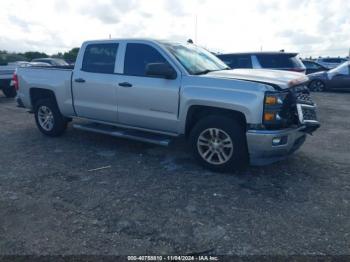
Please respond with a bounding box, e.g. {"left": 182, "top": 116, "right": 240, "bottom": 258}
{"left": 246, "top": 125, "right": 318, "bottom": 166}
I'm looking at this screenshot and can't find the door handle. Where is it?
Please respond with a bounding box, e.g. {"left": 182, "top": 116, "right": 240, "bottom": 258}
{"left": 118, "top": 82, "right": 133, "bottom": 88}
{"left": 74, "top": 78, "right": 86, "bottom": 83}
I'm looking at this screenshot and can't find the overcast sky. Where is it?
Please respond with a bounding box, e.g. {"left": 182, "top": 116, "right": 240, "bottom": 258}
{"left": 0, "top": 0, "right": 349, "bottom": 57}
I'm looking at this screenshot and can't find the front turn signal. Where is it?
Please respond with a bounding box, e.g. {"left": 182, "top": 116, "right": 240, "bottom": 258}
{"left": 264, "top": 112, "right": 275, "bottom": 122}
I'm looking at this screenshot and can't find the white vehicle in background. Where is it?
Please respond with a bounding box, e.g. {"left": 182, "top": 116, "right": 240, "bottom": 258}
{"left": 316, "top": 57, "right": 348, "bottom": 69}
{"left": 27, "top": 62, "right": 51, "bottom": 67}
{"left": 0, "top": 61, "right": 28, "bottom": 97}
{"left": 31, "top": 58, "right": 69, "bottom": 66}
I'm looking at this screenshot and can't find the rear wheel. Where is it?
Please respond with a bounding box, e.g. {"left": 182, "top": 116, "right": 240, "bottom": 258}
{"left": 34, "top": 98, "right": 68, "bottom": 137}
{"left": 189, "top": 116, "right": 248, "bottom": 172}
{"left": 2, "top": 86, "right": 17, "bottom": 98}
{"left": 309, "top": 80, "right": 325, "bottom": 92}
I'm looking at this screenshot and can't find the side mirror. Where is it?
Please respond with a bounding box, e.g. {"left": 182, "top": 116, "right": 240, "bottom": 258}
{"left": 145, "top": 63, "right": 177, "bottom": 79}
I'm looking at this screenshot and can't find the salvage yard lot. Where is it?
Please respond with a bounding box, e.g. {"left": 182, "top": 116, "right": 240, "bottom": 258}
{"left": 0, "top": 92, "right": 349, "bottom": 255}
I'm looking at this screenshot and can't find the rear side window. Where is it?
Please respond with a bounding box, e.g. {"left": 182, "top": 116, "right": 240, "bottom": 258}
{"left": 82, "top": 43, "right": 118, "bottom": 74}
{"left": 257, "top": 54, "right": 303, "bottom": 69}
{"left": 124, "top": 43, "right": 167, "bottom": 76}
{"left": 218, "top": 55, "right": 252, "bottom": 69}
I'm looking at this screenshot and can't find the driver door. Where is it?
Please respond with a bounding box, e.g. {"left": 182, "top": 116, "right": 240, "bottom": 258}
{"left": 117, "top": 42, "right": 181, "bottom": 133}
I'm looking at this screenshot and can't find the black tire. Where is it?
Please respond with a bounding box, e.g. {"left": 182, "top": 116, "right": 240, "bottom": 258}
{"left": 189, "top": 115, "right": 248, "bottom": 172}
{"left": 34, "top": 98, "right": 68, "bottom": 137}
{"left": 309, "top": 80, "right": 325, "bottom": 92}
{"left": 2, "top": 86, "right": 17, "bottom": 98}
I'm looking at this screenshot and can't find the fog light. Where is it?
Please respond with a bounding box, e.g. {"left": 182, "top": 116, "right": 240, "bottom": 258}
{"left": 272, "top": 137, "right": 282, "bottom": 146}
{"left": 272, "top": 136, "right": 288, "bottom": 146}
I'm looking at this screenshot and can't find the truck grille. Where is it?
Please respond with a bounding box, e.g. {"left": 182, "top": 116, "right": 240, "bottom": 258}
{"left": 296, "top": 92, "right": 314, "bottom": 105}
{"left": 301, "top": 106, "right": 317, "bottom": 121}
{"left": 290, "top": 84, "right": 319, "bottom": 125}
{"left": 297, "top": 104, "right": 318, "bottom": 124}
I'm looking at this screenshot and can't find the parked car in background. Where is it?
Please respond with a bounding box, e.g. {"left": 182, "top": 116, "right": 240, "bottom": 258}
{"left": 31, "top": 58, "right": 69, "bottom": 66}
{"left": 316, "top": 57, "right": 348, "bottom": 69}
{"left": 28, "top": 62, "right": 52, "bottom": 67}
{"left": 302, "top": 60, "right": 329, "bottom": 75}
{"left": 308, "top": 61, "right": 350, "bottom": 91}
{"left": 15, "top": 39, "right": 319, "bottom": 172}
{"left": 0, "top": 61, "right": 28, "bottom": 97}
{"left": 216, "top": 52, "right": 306, "bottom": 74}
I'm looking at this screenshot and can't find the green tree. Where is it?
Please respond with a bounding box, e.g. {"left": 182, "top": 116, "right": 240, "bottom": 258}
{"left": 52, "top": 52, "right": 64, "bottom": 59}
{"left": 23, "top": 51, "right": 49, "bottom": 61}
{"left": 63, "top": 48, "right": 80, "bottom": 63}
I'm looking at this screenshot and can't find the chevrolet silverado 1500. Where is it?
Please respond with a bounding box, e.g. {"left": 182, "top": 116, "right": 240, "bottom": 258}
{"left": 15, "top": 39, "right": 320, "bottom": 172}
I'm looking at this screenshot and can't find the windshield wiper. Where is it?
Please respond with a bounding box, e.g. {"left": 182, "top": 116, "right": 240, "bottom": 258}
{"left": 194, "top": 69, "right": 227, "bottom": 75}
{"left": 194, "top": 69, "right": 214, "bottom": 75}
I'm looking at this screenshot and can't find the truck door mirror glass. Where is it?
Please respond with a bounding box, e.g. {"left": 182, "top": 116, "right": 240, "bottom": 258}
{"left": 145, "top": 63, "right": 177, "bottom": 79}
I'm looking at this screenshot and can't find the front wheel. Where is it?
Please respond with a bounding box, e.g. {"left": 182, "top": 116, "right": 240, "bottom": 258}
{"left": 309, "top": 80, "right": 326, "bottom": 92}
{"left": 34, "top": 98, "right": 68, "bottom": 137}
{"left": 189, "top": 116, "right": 248, "bottom": 172}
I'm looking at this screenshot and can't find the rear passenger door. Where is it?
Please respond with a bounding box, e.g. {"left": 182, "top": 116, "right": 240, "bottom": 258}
{"left": 73, "top": 42, "right": 121, "bottom": 123}
{"left": 117, "top": 42, "right": 181, "bottom": 133}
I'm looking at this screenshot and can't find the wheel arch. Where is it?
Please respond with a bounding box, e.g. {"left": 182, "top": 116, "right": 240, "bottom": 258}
{"left": 185, "top": 105, "right": 247, "bottom": 137}
{"left": 30, "top": 88, "right": 58, "bottom": 108}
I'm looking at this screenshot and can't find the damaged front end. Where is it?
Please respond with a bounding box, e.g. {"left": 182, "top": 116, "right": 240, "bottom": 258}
{"left": 262, "top": 83, "right": 320, "bottom": 134}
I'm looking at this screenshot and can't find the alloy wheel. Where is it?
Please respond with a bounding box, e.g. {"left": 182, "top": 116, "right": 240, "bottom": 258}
{"left": 38, "top": 106, "right": 55, "bottom": 131}
{"left": 311, "top": 80, "right": 325, "bottom": 92}
{"left": 197, "top": 128, "right": 234, "bottom": 165}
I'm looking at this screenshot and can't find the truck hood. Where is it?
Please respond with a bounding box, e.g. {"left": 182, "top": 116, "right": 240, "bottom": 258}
{"left": 205, "top": 69, "right": 309, "bottom": 90}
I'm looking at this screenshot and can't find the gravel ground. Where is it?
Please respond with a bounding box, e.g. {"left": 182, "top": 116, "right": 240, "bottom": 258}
{"left": 0, "top": 91, "right": 349, "bottom": 255}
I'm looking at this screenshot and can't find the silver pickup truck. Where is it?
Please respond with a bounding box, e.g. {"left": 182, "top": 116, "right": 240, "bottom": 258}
{"left": 16, "top": 39, "right": 320, "bottom": 172}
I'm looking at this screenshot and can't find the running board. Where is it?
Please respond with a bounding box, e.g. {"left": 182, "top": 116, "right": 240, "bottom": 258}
{"left": 73, "top": 122, "right": 172, "bottom": 146}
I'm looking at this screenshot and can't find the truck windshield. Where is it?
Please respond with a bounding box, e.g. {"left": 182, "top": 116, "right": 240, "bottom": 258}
{"left": 162, "top": 42, "right": 229, "bottom": 75}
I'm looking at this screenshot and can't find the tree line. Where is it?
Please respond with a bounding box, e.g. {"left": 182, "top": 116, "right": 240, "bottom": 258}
{"left": 0, "top": 48, "right": 80, "bottom": 64}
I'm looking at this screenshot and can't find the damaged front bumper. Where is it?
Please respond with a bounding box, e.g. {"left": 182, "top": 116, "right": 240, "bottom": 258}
{"left": 247, "top": 120, "right": 320, "bottom": 166}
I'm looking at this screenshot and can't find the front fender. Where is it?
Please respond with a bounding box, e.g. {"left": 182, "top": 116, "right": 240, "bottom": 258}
{"left": 178, "top": 83, "right": 266, "bottom": 134}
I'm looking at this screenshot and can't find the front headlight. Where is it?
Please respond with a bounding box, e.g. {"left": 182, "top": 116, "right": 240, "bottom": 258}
{"left": 265, "top": 94, "right": 284, "bottom": 105}
{"left": 263, "top": 92, "right": 289, "bottom": 126}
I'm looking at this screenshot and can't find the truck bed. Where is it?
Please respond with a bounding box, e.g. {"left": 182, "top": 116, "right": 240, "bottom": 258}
{"left": 16, "top": 66, "right": 75, "bottom": 116}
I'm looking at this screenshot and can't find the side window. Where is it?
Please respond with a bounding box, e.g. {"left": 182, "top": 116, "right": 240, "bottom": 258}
{"left": 219, "top": 55, "right": 252, "bottom": 69}
{"left": 304, "top": 61, "right": 319, "bottom": 69}
{"left": 124, "top": 43, "right": 168, "bottom": 77}
{"left": 257, "top": 55, "right": 295, "bottom": 68}
{"left": 236, "top": 55, "right": 252, "bottom": 68}
{"left": 82, "top": 43, "right": 119, "bottom": 74}
{"left": 219, "top": 55, "right": 239, "bottom": 68}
